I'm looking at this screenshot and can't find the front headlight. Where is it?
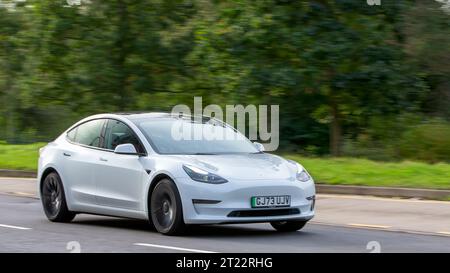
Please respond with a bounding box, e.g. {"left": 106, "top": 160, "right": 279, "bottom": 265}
{"left": 296, "top": 168, "right": 311, "bottom": 182}
{"left": 182, "top": 165, "right": 228, "bottom": 184}
{"left": 288, "top": 160, "right": 312, "bottom": 182}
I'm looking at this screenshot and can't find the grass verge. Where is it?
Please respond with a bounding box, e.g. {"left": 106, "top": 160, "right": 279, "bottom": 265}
{"left": 0, "top": 142, "right": 46, "bottom": 171}
{"left": 0, "top": 143, "right": 448, "bottom": 190}
{"left": 284, "top": 155, "right": 450, "bottom": 190}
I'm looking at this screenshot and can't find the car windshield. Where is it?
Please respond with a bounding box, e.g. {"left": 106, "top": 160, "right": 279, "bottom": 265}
{"left": 133, "top": 117, "right": 259, "bottom": 155}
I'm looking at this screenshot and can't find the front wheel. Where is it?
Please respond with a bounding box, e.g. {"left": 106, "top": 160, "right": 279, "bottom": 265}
{"left": 41, "top": 172, "right": 76, "bottom": 222}
{"left": 270, "top": 220, "right": 307, "bottom": 232}
{"left": 150, "top": 179, "right": 186, "bottom": 235}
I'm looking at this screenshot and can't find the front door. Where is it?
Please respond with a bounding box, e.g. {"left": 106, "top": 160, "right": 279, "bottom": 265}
{"left": 94, "top": 119, "right": 147, "bottom": 211}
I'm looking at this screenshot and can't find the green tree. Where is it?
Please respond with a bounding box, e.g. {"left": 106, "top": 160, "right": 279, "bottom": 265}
{"left": 403, "top": 0, "right": 450, "bottom": 118}
{"left": 0, "top": 1, "right": 29, "bottom": 142}
{"left": 179, "top": 0, "right": 427, "bottom": 155}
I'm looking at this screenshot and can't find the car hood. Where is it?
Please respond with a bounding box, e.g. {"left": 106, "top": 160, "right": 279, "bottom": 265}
{"left": 171, "top": 153, "right": 298, "bottom": 180}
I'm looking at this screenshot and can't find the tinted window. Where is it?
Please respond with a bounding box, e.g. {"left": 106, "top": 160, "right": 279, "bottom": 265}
{"left": 70, "top": 119, "right": 105, "bottom": 147}
{"left": 104, "top": 119, "right": 144, "bottom": 154}
{"left": 67, "top": 127, "right": 77, "bottom": 142}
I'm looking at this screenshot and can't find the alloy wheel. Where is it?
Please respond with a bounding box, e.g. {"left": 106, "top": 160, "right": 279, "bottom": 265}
{"left": 42, "top": 175, "right": 62, "bottom": 217}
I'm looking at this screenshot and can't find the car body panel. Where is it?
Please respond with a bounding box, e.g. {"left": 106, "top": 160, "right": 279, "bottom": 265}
{"left": 94, "top": 150, "right": 147, "bottom": 211}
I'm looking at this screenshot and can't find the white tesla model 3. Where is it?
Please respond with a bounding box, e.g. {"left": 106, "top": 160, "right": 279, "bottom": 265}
{"left": 38, "top": 113, "right": 315, "bottom": 235}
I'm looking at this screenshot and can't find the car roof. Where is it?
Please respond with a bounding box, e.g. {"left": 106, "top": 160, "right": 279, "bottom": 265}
{"left": 108, "top": 112, "right": 217, "bottom": 122}
{"left": 80, "top": 112, "right": 223, "bottom": 127}
{"left": 113, "top": 112, "right": 172, "bottom": 120}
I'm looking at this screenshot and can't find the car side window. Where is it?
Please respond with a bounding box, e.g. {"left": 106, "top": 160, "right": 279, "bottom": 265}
{"left": 69, "top": 119, "right": 105, "bottom": 148}
{"left": 67, "top": 127, "right": 77, "bottom": 142}
{"left": 104, "top": 119, "right": 145, "bottom": 154}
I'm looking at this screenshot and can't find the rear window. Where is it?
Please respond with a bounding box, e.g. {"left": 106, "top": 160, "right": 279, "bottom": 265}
{"left": 67, "top": 119, "right": 105, "bottom": 148}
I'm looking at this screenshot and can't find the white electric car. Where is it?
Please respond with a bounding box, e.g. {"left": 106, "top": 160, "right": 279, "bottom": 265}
{"left": 38, "top": 113, "right": 315, "bottom": 235}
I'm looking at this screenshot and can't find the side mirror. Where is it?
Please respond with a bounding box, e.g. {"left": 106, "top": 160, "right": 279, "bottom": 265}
{"left": 114, "top": 143, "right": 138, "bottom": 155}
{"left": 253, "top": 142, "right": 265, "bottom": 152}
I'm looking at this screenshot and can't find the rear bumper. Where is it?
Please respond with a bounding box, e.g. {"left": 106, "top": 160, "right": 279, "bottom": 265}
{"left": 175, "top": 177, "right": 316, "bottom": 224}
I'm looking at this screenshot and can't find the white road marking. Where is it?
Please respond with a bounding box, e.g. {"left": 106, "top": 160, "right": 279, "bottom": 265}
{"left": 0, "top": 224, "right": 32, "bottom": 230}
{"left": 0, "top": 177, "right": 36, "bottom": 181}
{"left": 313, "top": 221, "right": 450, "bottom": 238}
{"left": 134, "top": 243, "right": 217, "bottom": 253}
{"left": 348, "top": 223, "right": 391, "bottom": 229}
{"left": 10, "top": 192, "right": 35, "bottom": 197}
{"left": 318, "top": 194, "right": 450, "bottom": 205}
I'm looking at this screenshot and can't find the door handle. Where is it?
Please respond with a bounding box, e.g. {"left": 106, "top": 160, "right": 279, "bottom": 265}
{"left": 99, "top": 157, "right": 108, "bottom": 162}
{"left": 63, "top": 152, "right": 72, "bottom": 157}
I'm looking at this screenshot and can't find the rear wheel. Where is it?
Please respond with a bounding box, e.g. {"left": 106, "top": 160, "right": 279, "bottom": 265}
{"left": 270, "top": 220, "right": 307, "bottom": 232}
{"left": 41, "top": 172, "right": 76, "bottom": 222}
{"left": 150, "top": 179, "right": 186, "bottom": 235}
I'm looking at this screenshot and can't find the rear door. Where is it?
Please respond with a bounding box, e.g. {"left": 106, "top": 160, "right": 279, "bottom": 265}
{"left": 94, "top": 119, "right": 147, "bottom": 211}
{"left": 62, "top": 119, "right": 107, "bottom": 208}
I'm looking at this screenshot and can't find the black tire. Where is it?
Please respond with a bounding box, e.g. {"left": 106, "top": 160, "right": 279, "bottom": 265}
{"left": 150, "top": 179, "right": 186, "bottom": 235}
{"left": 41, "top": 172, "right": 76, "bottom": 222}
{"left": 270, "top": 220, "right": 307, "bottom": 232}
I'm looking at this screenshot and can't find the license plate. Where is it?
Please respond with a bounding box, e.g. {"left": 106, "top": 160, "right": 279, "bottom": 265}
{"left": 251, "top": 195, "right": 291, "bottom": 208}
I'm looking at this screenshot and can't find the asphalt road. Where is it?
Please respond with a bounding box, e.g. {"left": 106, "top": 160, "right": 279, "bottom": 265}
{"left": 3, "top": 177, "right": 450, "bottom": 235}
{"left": 1, "top": 194, "right": 450, "bottom": 253}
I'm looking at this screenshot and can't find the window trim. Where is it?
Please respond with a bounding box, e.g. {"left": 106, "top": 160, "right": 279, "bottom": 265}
{"left": 65, "top": 118, "right": 147, "bottom": 156}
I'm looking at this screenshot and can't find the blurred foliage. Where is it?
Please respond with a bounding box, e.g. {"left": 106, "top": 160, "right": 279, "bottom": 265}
{"left": 342, "top": 115, "right": 450, "bottom": 163}
{"left": 398, "top": 120, "right": 450, "bottom": 163}
{"left": 0, "top": 0, "right": 449, "bottom": 162}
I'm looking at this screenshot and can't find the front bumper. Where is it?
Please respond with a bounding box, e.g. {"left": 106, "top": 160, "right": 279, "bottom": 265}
{"left": 175, "top": 177, "right": 316, "bottom": 224}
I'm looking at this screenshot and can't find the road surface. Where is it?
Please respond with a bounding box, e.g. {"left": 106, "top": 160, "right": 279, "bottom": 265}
{"left": 0, "top": 194, "right": 449, "bottom": 253}
{"left": 2, "top": 177, "right": 450, "bottom": 235}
